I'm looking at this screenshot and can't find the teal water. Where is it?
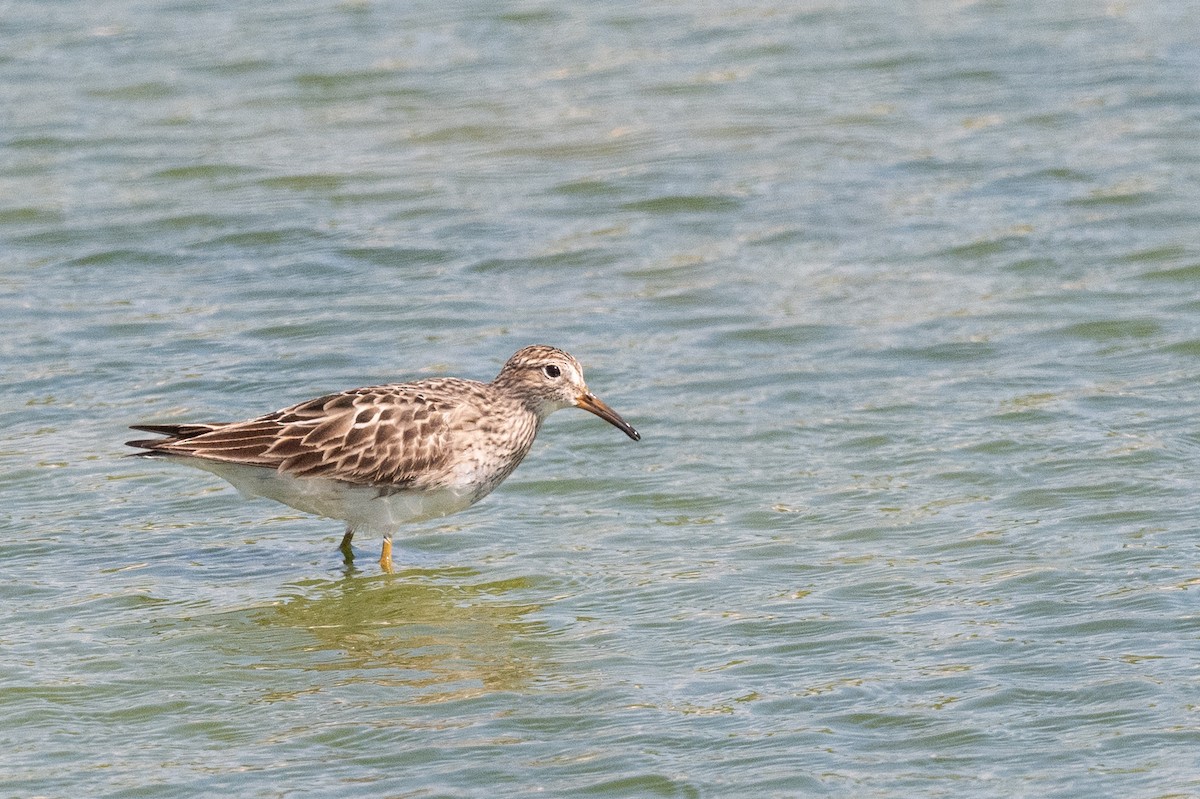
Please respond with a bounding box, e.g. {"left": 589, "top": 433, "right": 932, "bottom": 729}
{"left": 4, "top": 1, "right": 1200, "bottom": 796}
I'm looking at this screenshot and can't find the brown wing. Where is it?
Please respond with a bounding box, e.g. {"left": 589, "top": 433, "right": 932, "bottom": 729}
{"left": 128, "top": 378, "right": 491, "bottom": 487}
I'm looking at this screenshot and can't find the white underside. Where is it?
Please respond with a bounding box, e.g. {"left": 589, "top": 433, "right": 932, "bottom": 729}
{"left": 176, "top": 458, "right": 480, "bottom": 536}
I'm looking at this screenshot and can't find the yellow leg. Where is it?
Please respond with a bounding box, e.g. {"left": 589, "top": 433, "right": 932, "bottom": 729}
{"left": 339, "top": 528, "right": 355, "bottom": 562}
{"left": 379, "top": 537, "right": 394, "bottom": 573}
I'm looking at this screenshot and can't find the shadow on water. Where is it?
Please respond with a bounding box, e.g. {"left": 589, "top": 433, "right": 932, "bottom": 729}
{"left": 204, "top": 567, "right": 548, "bottom": 701}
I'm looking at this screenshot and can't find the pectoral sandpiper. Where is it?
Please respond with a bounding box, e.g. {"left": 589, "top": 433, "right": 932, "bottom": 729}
{"left": 127, "top": 345, "right": 640, "bottom": 570}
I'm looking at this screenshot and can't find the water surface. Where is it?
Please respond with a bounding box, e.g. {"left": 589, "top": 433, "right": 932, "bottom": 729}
{"left": 3, "top": 1, "right": 1200, "bottom": 796}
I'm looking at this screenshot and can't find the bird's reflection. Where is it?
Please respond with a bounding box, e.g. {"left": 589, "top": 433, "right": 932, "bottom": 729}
{"left": 244, "top": 566, "right": 547, "bottom": 701}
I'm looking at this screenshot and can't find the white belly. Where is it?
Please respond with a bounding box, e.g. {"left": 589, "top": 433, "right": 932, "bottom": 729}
{"left": 181, "top": 459, "right": 480, "bottom": 535}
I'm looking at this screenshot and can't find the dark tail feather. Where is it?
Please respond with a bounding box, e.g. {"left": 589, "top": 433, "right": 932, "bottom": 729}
{"left": 126, "top": 439, "right": 171, "bottom": 452}
{"left": 129, "top": 423, "right": 219, "bottom": 438}
{"left": 126, "top": 422, "right": 224, "bottom": 453}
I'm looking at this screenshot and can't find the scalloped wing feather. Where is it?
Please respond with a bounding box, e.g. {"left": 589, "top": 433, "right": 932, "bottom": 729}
{"left": 141, "top": 379, "right": 497, "bottom": 488}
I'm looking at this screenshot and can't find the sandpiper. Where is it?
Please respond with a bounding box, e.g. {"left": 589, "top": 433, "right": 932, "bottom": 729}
{"left": 127, "top": 345, "right": 640, "bottom": 570}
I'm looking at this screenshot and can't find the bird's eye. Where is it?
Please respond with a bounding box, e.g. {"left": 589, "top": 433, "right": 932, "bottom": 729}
{"left": 542, "top": 364, "right": 562, "bottom": 379}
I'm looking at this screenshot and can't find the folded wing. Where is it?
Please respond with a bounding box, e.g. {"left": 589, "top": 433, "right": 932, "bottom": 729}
{"left": 127, "top": 380, "right": 487, "bottom": 488}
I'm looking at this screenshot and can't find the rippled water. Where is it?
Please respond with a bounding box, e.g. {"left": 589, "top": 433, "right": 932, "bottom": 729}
{"left": 4, "top": 1, "right": 1200, "bottom": 796}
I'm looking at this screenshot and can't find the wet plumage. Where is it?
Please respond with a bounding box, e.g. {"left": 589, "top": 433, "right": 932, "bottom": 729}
{"left": 127, "top": 345, "right": 640, "bottom": 570}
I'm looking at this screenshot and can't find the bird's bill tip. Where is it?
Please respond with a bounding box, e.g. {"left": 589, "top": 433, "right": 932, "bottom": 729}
{"left": 576, "top": 392, "right": 640, "bottom": 441}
